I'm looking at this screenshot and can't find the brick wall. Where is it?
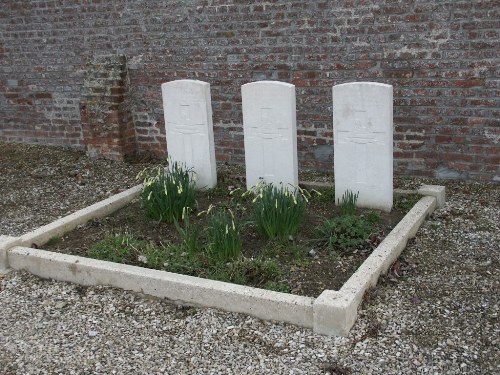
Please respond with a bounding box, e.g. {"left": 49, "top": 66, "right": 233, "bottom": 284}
{"left": 0, "top": 0, "right": 498, "bottom": 181}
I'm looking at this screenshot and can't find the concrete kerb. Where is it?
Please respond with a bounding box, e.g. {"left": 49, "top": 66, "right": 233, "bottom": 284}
{"left": 3, "top": 183, "right": 445, "bottom": 336}
{"left": 0, "top": 236, "right": 21, "bottom": 274}
{"left": 418, "top": 185, "right": 446, "bottom": 208}
{"left": 8, "top": 247, "right": 314, "bottom": 328}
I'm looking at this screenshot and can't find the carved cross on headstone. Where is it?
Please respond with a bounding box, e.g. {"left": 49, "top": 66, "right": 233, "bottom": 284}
{"left": 170, "top": 102, "right": 205, "bottom": 135}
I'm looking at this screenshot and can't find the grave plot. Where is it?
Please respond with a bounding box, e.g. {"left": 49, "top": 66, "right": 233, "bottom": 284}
{"left": 39, "top": 165, "right": 412, "bottom": 297}
{"left": 0, "top": 163, "right": 443, "bottom": 335}
{"left": 0, "top": 80, "right": 445, "bottom": 336}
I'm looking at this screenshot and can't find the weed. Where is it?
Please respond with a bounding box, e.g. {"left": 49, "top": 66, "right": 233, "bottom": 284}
{"left": 138, "top": 160, "right": 196, "bottom": 222}
{"left": 338, "top": 190, "right": 359, "bottom": 216}
{"left": 142, "top": 243, "right": 171, "bottom": 269}
{"left": 251, "top": 182, "right": 309, "bottom": 240}
{"left": 315, "top": 215, "right": 375, "bottom": 251}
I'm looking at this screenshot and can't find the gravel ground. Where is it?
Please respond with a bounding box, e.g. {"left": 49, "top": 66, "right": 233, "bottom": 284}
{"left": 1, "top": 143, "right": 499, "bottom": 374}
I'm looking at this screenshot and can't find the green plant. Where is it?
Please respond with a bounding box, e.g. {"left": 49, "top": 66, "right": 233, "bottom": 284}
{"left": 365, "top": 211, "right": 381, "bottom": 224}
{"left": 338, "top": 190, "right": 359, "bottom": 216}
{"left": 138, "top": 160, "right": 196, "bottom": 222}
{"left": 251, "top": 182, "right": 309, "bottom": 240}
{"left": 88, "top": 234, "right": 145, "bottom": 264}
{"left": 315, "top": 214, "right": 375, "bottom": 251}
{"left": 173, "top": 207, "right": 201, "bottom": 254}
{"left": 206, "top": 210, "right": 242, "bottom": 262}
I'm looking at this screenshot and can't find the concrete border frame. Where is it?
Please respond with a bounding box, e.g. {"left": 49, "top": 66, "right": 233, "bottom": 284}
{"left": 1, "top": 183, "right": 445, "bottom": 336}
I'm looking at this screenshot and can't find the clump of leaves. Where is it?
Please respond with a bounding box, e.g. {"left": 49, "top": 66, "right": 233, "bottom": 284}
{"left": 338, "top": 189, "right": 359, "bottom": 216}
{"left": 138, "top": 160, "right": 196, "bottom": 223}
{"left": 250, "top": 182, "right": 309, "bottom": 240}
{"left": 315, "top": 214, "right": 376, "bottom": 251}
{"left": 206, "top": 209, "right": 242, "bottom": 262}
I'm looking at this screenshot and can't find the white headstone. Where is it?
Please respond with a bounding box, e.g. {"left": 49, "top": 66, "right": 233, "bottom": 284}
{"left": 242, "top": 81, "right": 298, "bottom": 190}
{"left": 332, "top": 82, "right": 393, "bottom": 211}
{"left": 161, "top": 79, "right": 217, "bottom": 189}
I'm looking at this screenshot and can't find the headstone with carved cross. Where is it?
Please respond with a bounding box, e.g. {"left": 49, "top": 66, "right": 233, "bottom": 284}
{"left": 161, "top": 79, "right": 217, "bottom": 189}
{"left": 332, "top": 82, "right": 393, "bottom": 211}
{"left": 242, "top": 81, "right": 298, "bottom": 190}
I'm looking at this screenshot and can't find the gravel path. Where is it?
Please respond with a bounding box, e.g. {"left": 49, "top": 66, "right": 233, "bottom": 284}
{"left": 1, "top": 143, "right": 499, "bottom": 374}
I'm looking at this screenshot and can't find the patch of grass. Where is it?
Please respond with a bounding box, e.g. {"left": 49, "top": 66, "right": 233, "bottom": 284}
{"left": 264, "top": 281, "right": 290, "bottom": 293}
{"left": 138, "top": 160, "right": 196, "bottom": 223}
{"left": 45, "top": 236, "right": 60, "bottom": 246}
{"left": 145, "top": 244, "right": 202, "bottom": 276}
{"left": 206, "top": 258, "right": 283, "bottom": 288}
{"left": 88, "top": 234, "right": 144, "bottom": 264}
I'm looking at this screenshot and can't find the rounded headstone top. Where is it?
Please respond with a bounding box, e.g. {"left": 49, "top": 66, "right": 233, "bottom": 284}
{"left": 242, "top": 80, "right": 295, "bottom": 89}
{"left": 333, "top": 81, "right": 392, "bottom": 90}
{"left": 161, "top": 79, "right": 210, "bottom": 88}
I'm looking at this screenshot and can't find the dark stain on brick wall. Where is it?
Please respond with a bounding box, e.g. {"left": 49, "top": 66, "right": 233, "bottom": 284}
{"left": 80, "top": 55, "right": 135, "bottom": 160}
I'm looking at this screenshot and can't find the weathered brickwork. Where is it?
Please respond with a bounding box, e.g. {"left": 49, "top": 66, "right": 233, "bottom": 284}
{"left": 80, "top": 55, "right": 135, "bottom": 160}
{"left": 0, "top": 0, "right": 498, "bottom": 181}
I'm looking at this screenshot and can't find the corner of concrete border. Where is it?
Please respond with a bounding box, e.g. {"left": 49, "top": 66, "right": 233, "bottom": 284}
{"left": 18, "top": 184, "right": 142, "bottom": 248}
{"left": 312, "top": 194, "right": 439, "bottom": 336}
{"left": 313, "top": 289, "right": 361, "bottom": 336}
{"left": 418, "top": 185, "right": 446, "bottom": 208}
{"left": 0, "top": 235, "right": 21, "bottom": 273}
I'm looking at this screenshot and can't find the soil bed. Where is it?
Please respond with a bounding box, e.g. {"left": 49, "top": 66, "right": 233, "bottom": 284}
{"left": 44, "top": 168, "right": 412, "bottom": 298}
